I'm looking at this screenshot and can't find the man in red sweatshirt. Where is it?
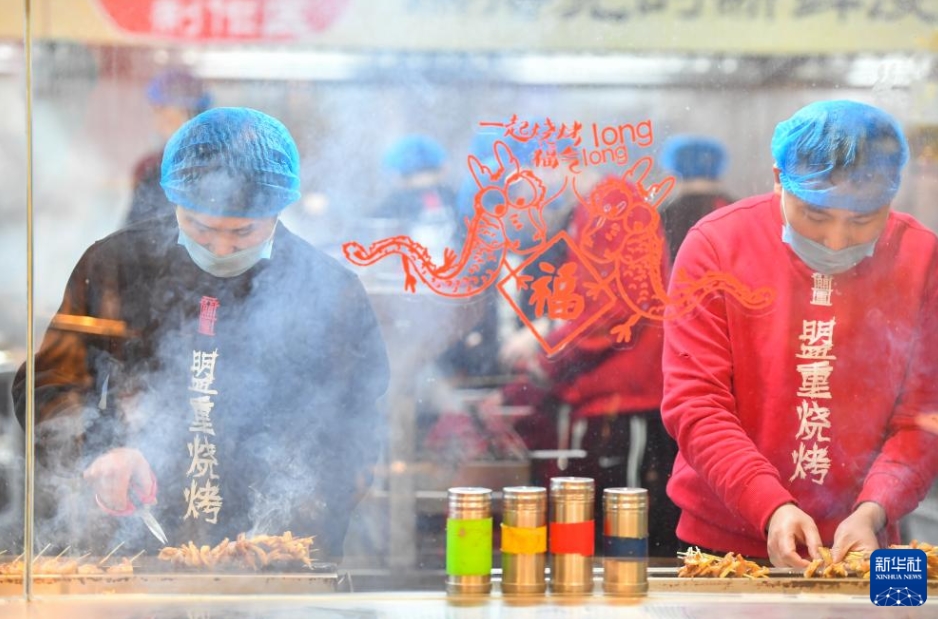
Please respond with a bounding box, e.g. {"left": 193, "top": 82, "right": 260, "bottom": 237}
{"left": 662, "top": 100, "right": 938, "bottom": 568}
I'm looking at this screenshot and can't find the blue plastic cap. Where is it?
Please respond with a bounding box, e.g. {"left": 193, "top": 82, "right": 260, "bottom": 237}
{"left": 161, "top": 107, "right": 301, "bottom": 218}
{"left": 771, "top": 100, "right": 908, "bottom": 212}
{"left": 383, "top": 134, "right": 447, "bottom": 176}
{"left": 659, "top": 135, "right": 728, "bottom": 180}
{"left": 146, "top": 69, "right": 212, "bottom": 113}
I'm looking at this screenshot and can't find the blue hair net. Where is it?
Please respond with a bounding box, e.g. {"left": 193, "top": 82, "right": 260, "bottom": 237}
{"left": 771, "top": 100, "right": 908, "bottom": 212}
{"left": 383, "top": 134, "right": 447, "bottom": 176}
{"left": 660, "top": 135, "right": 727, "bottom": 180}
{"left": 161, "top": 107, "right": 301, "bottom": 218}
{"left": 146, "top": 69, "right": 212, "bottom": 113}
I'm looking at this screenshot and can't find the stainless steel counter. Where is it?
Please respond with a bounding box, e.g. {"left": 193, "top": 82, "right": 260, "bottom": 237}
{"left": 1, "top": 590, "right": 930, "bottom": 619}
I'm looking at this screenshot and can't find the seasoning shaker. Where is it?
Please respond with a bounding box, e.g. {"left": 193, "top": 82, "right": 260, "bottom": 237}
{"left": 500, "top": 486, "right": 547, "bottom": 595}
{"left": 446, "top": 487, "right": 493, "bottom": 595}
{"left": 602, "top": 487, "right": 648, "bottom": 597}
{"left": 548, "top": 477, "right": 595, "bottom": 595}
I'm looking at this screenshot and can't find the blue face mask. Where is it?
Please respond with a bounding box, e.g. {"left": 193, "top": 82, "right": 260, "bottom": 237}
{"left": 178, "top": 228, "right": 274, "bottom": 278}
{"left": 780, "top": 196, "right": 877, "bottom": 275}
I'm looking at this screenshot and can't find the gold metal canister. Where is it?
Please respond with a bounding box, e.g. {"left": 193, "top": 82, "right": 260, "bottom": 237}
{"left": 548, "top": 477, "right": 595, "bottom": 595}
{"left": 446, "top": 487, "right": 493, "bottom": 595}
{"left": 602, "top": 487, "right": 648, "bottom": 597}
{"left": 500, "top": 486, "right": 548, "bottom": 595}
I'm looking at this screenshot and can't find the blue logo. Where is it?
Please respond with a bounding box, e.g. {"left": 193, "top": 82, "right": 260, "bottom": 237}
{"left": 870, "top": 548, "right": 928, "bottom": 606}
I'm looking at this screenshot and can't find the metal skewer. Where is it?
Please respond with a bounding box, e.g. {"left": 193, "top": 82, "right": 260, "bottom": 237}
{"left": 98, "top": 541, "right": 125, "bottom": 566}
{"left": 31, "top": 543, "right": 51, "bottom": 564}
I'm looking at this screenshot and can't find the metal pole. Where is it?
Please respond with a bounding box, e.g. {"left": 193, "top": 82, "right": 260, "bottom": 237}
{"left": 22, "top": 0, "right": 35, "bottom": 601}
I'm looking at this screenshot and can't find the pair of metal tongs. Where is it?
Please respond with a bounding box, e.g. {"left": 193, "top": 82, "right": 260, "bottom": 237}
{"left": 95, "top": 355, "right": 168, "bottom": 547}
{"left": 92, "top": 482, "right": 168, "bottom": 546}
{"left": 131, "top": 493, "right": 168, "bottom": 546}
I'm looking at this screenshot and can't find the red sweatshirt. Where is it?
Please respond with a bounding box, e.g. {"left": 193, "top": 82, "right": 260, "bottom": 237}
{"left": 504, "top": 180, "right": 667, "bottom": 420}
{"left": 539, "top": 183, "right": 667, "bottom": 420}
{"left": 662, "top": 193, "right": 938, "bottom": 558}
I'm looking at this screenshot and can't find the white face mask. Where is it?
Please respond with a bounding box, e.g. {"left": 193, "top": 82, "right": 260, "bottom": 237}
{"left": 178, "top": 228, "right": 274, "bottom": 278}
{"left": 780, "top": 195, "right": 876, "bottom": 275}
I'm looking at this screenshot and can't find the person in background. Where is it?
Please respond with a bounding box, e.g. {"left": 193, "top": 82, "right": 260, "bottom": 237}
{"left": 124, "top": 69, "right": 212, "bottom": 225}
{"left": 375, "top": 133, "right": 454, "bottom": 219}
{"left": 496, "top": 177, "right": 681, "bottom": 556}
{"left": 372, "top": 134, "right": 458, "bottom": 259}
{"left": 662, "top": 100, "right": 938, "bottom": 567}
{"left": 657, "top": 135, "right": 735, "bottom": 264}
{"left": 13, "top": 107, "right": 390, "bottom": 561}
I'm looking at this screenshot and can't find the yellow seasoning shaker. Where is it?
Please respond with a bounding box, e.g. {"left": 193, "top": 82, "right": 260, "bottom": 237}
{"left": 446, "top": 487, "right": 493, "bottom": 595}
{"left": 500, "top": 486, "right": 548, "bottom": 596}
{"left": 548, "top": 477, "right": 595, "bottom": 595}
{"left": 602, "top": 487, "right": 648, "bottom": 597}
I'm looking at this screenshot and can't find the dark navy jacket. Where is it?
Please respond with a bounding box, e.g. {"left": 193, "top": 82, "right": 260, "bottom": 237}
{"left": 14, "top": 214, "right": 389, "bottom": 560}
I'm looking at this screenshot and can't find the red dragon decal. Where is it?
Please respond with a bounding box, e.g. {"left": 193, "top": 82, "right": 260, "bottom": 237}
{"left": 343, "top": 141, "right": 774, "bottom": 350}
{"left": 343, "top": 140, "right": 566, "bottom": 296}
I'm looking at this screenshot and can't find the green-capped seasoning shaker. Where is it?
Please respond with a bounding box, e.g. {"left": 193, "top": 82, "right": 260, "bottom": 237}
{"left": 446, "top": 487, "right": 493, "bottom": 595}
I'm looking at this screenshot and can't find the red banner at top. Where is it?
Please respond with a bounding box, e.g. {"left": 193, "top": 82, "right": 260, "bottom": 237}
{"left": 95, "top": 0, "right": 351, "bottom": 41}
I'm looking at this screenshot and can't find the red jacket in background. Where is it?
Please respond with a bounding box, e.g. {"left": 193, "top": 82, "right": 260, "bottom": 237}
{"left": 506, "top": 177, "right": 669, "bottom": 421}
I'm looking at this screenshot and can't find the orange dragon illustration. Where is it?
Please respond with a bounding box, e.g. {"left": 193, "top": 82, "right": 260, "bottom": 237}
{"left": 572, "top": 157, "right": 775, "bottom": 342}
{"left": 342, "top": 142, "right": 774, "bottom": 345}
{"left": 343, "top": 140, "right": 567, "bottom": 296}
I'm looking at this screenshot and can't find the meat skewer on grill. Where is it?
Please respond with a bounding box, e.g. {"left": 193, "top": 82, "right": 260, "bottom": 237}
{"left": 158, "top": 531, "right": 316, "bottom": 571}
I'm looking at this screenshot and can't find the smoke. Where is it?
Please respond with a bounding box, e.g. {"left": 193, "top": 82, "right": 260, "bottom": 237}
{"left": 14, "top": 201, "right": 396, "bottom": 567}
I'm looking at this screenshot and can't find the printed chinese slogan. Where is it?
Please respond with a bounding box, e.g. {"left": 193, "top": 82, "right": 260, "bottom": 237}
{"left": 789, "top": 275, "right": 837, "bottom": 487}
{"left": 185, "top": 297, "right": 223, "bottom": 523}
{"left": 342, "top": 116, "right": 776, "bottom": 355}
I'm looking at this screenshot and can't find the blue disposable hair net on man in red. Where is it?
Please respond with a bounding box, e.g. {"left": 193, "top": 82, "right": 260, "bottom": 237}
{"left": 771, "top": 100, "right": 909, "bottom": 213}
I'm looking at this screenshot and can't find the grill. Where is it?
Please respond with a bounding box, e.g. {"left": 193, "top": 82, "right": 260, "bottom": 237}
{"left": 0, "top": 561, "right": 340, "bottom": 595}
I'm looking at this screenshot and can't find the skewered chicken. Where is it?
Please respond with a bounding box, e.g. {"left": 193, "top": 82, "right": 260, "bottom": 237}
{"left": 803, "top": 546, "right": 869, "bottom": 579}
{"left": 157, "top": 531, "right": 316, "bottom": 571}
{"left": 885, "top": 540, "right": 938, "bottom": 581}
{"left": 0, "top": 556, "right": 136, "bottom": 576}
{"left": 677, "top": 546, "right": 770, "bottom": 579}
{"left": 676, "top": 540, "right": 938, "bottom": 580}
{"left": 803, "top": 541, "right": 938, "bottom": 580}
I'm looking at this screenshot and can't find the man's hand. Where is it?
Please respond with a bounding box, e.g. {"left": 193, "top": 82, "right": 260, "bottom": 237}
{"left": 915, "top": 412, "right": 938, "bottom": 436}
{"left": 83, "top": 447, "right": 156, "bottom": 515}
{"left": 830, "top": 502, "right": 885, "bottom": 562}
{"left": 766, "top": 503, "right": 822, "bottom": 567}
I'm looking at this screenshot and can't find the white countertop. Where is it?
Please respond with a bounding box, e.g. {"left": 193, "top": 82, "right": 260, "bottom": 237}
{"left": 1, "top": 590, "right": 928, "bottom": 619}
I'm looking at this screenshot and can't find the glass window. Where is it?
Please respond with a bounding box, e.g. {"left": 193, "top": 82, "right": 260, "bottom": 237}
{"left": 9, "top": 0, "right": 938, "bottom": 605}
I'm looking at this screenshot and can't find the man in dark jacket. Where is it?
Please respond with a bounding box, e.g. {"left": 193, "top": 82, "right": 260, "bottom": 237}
{"left": 657, "top": 135, "right": 735, "bottom": 264}
{"left": 14, "top": 107, "right": 390, "bottom": 561}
